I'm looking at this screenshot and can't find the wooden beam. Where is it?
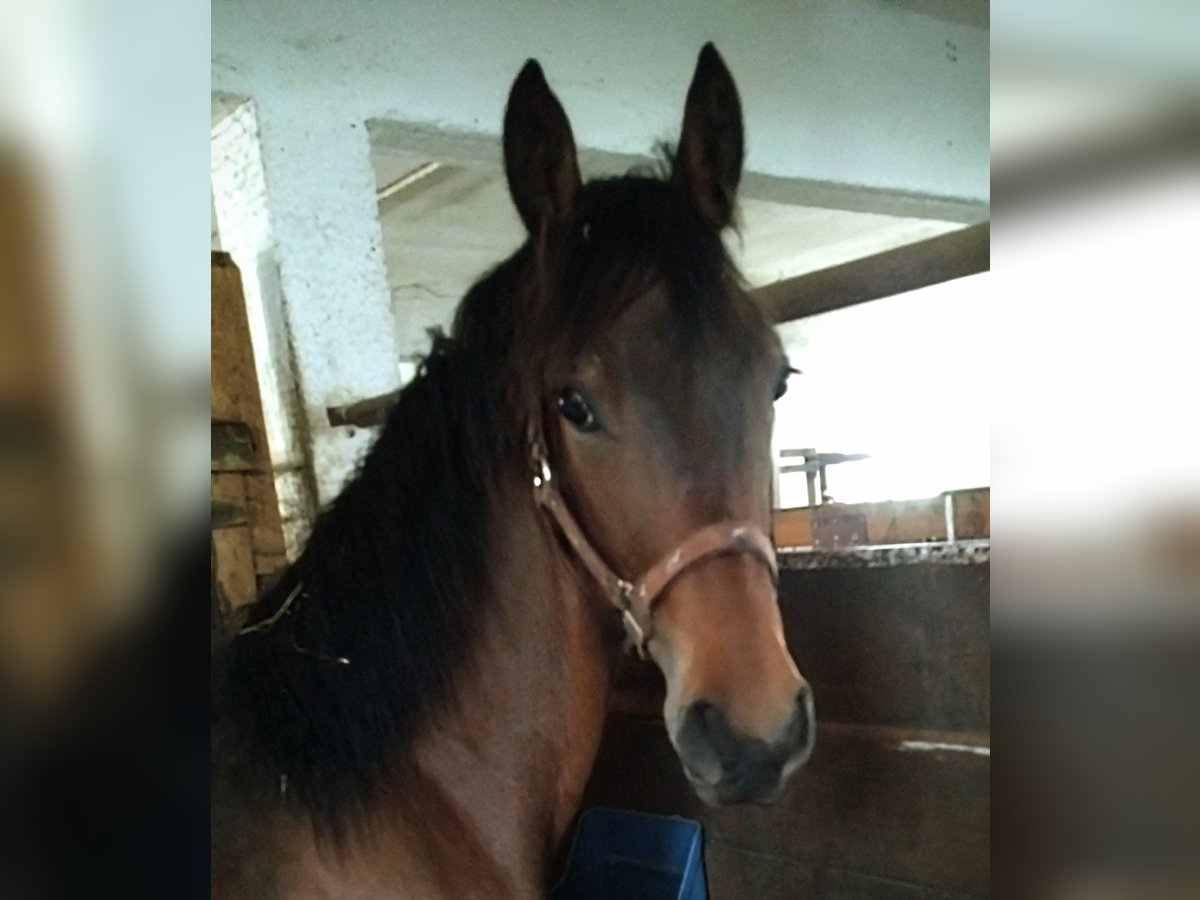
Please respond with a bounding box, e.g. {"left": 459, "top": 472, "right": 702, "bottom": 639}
{"left": 324, "top": 224, "right": 990, "bottom": 429}
{"left": 327, "top": 391, "right": 400, "bottom": 428}
{"left": 212, "top": 252, "right": 290, "bottom": 571}
{"left": 757, "top": 221, "right": 990, "bottom": 323}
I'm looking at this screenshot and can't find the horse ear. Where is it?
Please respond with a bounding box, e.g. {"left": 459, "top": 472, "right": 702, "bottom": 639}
{"left": 673, "top": 43, "right": 744, "bottom": 229}
{"left": 503, "top": 60, "right": 582, "bottom": 236}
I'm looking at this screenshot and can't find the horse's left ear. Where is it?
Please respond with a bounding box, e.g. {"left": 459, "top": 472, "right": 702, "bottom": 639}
{"left": 503, "top": 60, "right": 582, "bottom": 237}
{"left": 673, "top": 43, "right": 744, "bottom": 230}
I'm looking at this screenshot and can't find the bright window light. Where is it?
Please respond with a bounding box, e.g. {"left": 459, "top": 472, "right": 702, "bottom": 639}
{"left": 773, "top": 272, "right": 990, "bottom": 507}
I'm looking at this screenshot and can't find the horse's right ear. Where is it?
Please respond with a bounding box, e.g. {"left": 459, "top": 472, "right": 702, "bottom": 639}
{"left": 503, "top": 60, "right": 581, "bottom": 236}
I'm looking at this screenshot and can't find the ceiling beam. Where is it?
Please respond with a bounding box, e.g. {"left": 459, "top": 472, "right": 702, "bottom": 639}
{"left": 328, "top": 222, "right": 990, "bottom": 428}
{"left": 756, "top": 221, "right": 989, "bottom": 323}
{"left": 367, "top": 120, "right": 989, "bottom": 224}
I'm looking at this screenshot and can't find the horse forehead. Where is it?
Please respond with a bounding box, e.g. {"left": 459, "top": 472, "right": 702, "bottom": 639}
{"left": 602, "top": 315, "right": 766, "bottom": 469}
{"left": 605, "top": 289, "right": 763, "bottom": 379}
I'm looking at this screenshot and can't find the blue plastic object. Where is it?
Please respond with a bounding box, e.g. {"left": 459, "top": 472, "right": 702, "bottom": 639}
{"left": 550, "top": 807, "right": 708, "bottom": 900}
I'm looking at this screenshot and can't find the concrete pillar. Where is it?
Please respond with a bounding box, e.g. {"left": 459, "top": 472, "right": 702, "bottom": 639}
{"left": 211, "top": 99, "right": 400, "bottom": 550}
{"left": 251, "top": 102, "right": 400, "bottom": 506}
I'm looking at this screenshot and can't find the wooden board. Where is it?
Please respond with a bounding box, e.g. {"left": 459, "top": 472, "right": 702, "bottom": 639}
{"left": 582, "top": 716, "right": 988, "bottom": 899}
{"left": 587, "top": 562, "right": 991, "bottom": 898}
{"left": 950, "top": 488, "right": 989, "bottom": 540}
{"left": 779, "top": 565, "right": 990, "bottom": 733}
{"left": 773, "top": 507, "right": 813, "bottom": 548}
{"left": 211, "top": 420, "right": 257, "bottom": 472}
{"left": 860, "top": 496, "right": 947, "bottom": 544}
{"left": 757, "top": 222, "right": 989, "bottom": 324}
{"left": 211, "top": 252, "right": 288, "bottom": 591}
{"left": 211, "top": 522, "right": 257, "bottom": 611}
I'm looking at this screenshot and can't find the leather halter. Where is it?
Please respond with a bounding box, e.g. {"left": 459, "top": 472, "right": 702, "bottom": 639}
{"left": 528, "top": 425, "right": 779, "bottom": 658}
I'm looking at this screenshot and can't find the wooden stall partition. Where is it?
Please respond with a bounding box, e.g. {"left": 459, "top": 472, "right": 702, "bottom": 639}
{"left": 581, "top": 560, "right": 991, "bottom": 899}
{"left": 211, "top": 252, "right": 287, "bottom": 621}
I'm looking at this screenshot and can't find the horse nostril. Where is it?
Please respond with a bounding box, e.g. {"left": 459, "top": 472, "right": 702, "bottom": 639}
{"left": 792, "top": 685, "right": 814, "bottom": 750}
{"left": 679, "top": 700, "right": 742, "bottom": 773}
{"left": 796, "top": 683, "right": 812, "bottom": 711}
{"left": 697, "top": 701, "right": 741, "bottom": 764}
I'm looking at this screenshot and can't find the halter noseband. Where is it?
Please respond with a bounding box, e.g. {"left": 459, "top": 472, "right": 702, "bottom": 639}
{"left": 528, "top": 424, "right": 778, "bottom": 658}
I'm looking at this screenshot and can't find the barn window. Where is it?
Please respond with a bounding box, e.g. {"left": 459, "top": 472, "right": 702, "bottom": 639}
{"left": 773, "top": 271, "right": 990, "bottom": 509}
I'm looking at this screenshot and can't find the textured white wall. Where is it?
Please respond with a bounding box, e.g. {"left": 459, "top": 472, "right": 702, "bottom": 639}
{"left": 249, "top": 113, "right": 399, "bottom": 504}
{"left": 212, "top": 99, "right": 399, "bottom": 511}
{"left": 211, "top": 102, "right": 315, "bottom": 547}
{"left": 212, "top": 0, "right": 988, "bottom": 201}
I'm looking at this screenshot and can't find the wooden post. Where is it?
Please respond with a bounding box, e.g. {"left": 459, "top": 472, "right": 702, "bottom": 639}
{"left": 211, "top": 252, "right": 288, "bottom": 604}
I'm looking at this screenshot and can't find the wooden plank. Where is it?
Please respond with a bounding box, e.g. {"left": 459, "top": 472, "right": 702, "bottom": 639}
{"left": 950, "top": 488, "right": 989, "bottom": 539}
{"left": 211, "top": 524, "right": 257, "bottom": 610}
{"left": 211, "top": 252, "right": 255, "bottom": 423}
{"left": 772, "top": 507, "right": 813, "bottom": 548}
{"left": 756, "top": 222, "right": 989, "bottom": 324}
{"left": 211, "top": 498, "right": 247, "bottom": 529}
{"left": 609, "top": 561, "right": 989, "bottom": 742}
{"left": 244, "top": 486, "right": 289, "bottom": 575}
{"left": 860, "top": 497, "right": 947, "bottom": 544}
{"left": 780, "top": 564, "right": 990, "bottom": 733}
{"left": 211, "top": 252, "right": 288, "bottom": 576}
{"left": 703, "top": 842, "right": 984, "bottom": 900}
{"left": 812, "top": 507, "right": 868, "bottom": 548}
{"left": 210, "top": 472, "right": 246, "bottom": 506}
{"left": 211, "top": 420, "right": 256, "bottom": 472}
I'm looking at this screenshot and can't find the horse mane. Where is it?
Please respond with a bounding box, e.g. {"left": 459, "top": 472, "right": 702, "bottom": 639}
{"left": 212, "top": 171, "right": 742, "bottom": 832}
{"left": 212, "top": 248, "right": 531, "bottom": 828}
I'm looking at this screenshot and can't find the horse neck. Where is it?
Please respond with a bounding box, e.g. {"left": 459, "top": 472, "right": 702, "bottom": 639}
{"left": 400, "top": 463, "right": 614, "bottom": 893}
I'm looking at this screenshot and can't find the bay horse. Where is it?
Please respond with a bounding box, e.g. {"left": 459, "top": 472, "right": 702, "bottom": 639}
{"left": 212, "top": 43, "right": 814, "bottom": 899}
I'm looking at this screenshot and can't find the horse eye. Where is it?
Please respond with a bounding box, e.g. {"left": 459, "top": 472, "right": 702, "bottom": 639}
{"left": 558, "top": 389, "right": 598, "bottom": 431}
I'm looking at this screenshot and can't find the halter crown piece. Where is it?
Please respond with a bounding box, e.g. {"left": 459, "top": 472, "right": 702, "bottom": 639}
{"left": 527, "top": 421, "right": 779, "bottom": 658}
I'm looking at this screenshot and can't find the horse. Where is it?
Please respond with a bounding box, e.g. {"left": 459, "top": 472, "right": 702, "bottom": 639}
{"left": 212, "top": 43, "right": 815, "bottom": 899}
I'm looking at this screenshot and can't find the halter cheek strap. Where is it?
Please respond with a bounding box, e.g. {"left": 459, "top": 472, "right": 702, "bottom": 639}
{"left": 529, "top": 429, "right": 778, "bottom": 658}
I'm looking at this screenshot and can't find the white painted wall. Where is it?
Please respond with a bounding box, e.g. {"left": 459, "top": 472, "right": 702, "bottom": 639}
{"left": 211, "top": 101, "right": 318, "bottom": 550}
{"left": 213, "top": 0, "right": 987, "bottom": 202}
{"left": 211, "top": 100, "right": 400, "bottom": 508}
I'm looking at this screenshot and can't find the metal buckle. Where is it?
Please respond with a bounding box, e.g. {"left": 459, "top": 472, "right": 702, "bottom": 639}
{"left": 532, "top": 455, "right": 552, "bottom": 489}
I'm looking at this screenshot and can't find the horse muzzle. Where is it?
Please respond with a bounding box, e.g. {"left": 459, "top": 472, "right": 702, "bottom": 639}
{"left": 673, "top": 686, "right": 815, "bottom": 806}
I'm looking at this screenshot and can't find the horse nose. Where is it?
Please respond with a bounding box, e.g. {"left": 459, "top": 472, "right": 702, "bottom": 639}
{"left": 677, "top": 698, "right": 810, "bottom": 805}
